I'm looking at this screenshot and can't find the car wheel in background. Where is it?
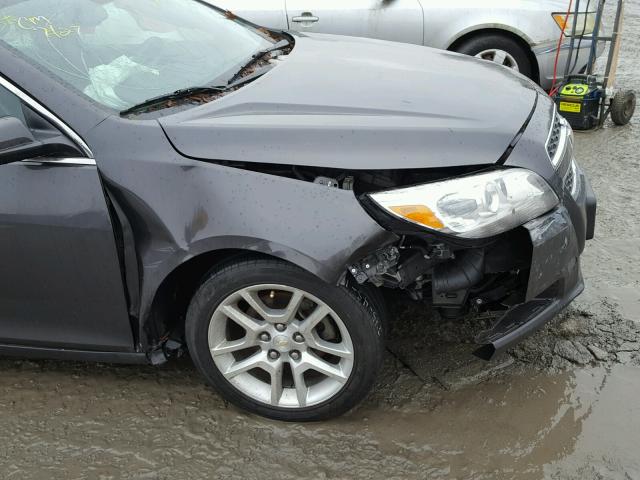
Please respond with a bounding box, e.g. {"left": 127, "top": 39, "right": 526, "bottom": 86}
{"left": 454, "top": 33, "right": 533, "bottom": 80}
{"left": 185, "top": 258, "right": 385, "bottom": 421}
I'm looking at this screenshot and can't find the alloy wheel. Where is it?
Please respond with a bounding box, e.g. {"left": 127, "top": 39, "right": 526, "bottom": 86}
{"left": 208, "top": 284, "right": 355, "bottom": 409}
{"left": 475, "top": 49, "right": 520, "bottom": 71}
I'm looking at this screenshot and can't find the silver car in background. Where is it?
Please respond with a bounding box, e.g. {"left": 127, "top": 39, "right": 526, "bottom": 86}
{"left": 211, "top": 0, "right": 602, "bottom": 89}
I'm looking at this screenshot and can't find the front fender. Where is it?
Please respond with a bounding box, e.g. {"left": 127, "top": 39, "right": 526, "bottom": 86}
{"left": 443, "top": 22, "right": 534, "bottom": 50}
{"left": 88, "top": 117, "right": 396, "bottom": 345}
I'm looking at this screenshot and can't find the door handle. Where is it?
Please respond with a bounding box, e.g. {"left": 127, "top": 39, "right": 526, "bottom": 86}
{"left": 291, "top": 13, "right": 319, "bottom": 25}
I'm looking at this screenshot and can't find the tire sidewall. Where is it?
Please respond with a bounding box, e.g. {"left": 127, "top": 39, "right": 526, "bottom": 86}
{"left": 185, "top": 260, "right": 384, "bottom": 421}
{"left": 611, "top": 91, "right": 636, "bottom": 125}
{"left": 455, "top": 34, "right": 533, "bottom": 79}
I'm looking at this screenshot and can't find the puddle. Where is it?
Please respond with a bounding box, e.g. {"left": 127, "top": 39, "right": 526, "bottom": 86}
{"left": 545, "top": 366, "right": 640, "bottom": 480}
{"left": 354, "top": 365, "right": 640, "bottom": 480}
{"left": 1, "top": 357, "right": 638, "bottom": 480}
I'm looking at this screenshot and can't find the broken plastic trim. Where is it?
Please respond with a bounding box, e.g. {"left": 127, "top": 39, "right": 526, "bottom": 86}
{"left": 474, "top": 275, "right": 584, "bottom": 361}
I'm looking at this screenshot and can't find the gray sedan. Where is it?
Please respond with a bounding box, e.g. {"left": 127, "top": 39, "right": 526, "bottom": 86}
{"left": 212, "top": 0, "right": 603, "bottom": 89}
{"left": 0, "top": 0, "right": 595, "bottom": 421}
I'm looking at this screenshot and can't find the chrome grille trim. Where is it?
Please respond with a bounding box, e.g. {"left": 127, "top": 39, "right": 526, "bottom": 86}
{"left": 564, "top": 159, "right": 580, "bottom": 198}
{"left": 546, "top": 107, "right": 579, "bottom": 198}
{"left": 546, "top": 109, "right": 563, "bottom": 160}
{"left": 546, "top": 108, "right": 571, "bottom": 170}
{"left": 557, "top": 133, "right": 573, "bottom": 179}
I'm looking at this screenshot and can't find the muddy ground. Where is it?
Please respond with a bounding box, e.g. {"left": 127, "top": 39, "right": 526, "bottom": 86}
{"left": 2, "top": 3, "right": 640, "bottom": 480}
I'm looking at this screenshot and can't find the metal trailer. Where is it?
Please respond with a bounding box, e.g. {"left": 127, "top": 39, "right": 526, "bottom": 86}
{"left": 554, "top": 0, "right": 636, "bottom": 129}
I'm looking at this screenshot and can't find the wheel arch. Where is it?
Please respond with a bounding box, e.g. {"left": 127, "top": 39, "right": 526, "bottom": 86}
{"left": 142, "top": 246, "right": 312, "bottom": 350}
{"left": 446, "top": 26, "right": 540, "bottom": 84}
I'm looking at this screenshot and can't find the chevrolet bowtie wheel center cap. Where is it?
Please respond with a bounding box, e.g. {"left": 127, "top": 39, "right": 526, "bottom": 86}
{"left": 273, "top": 335, "right": 291, "bottom": 352}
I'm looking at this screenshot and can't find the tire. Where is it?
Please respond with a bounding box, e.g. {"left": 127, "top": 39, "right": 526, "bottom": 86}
{"left": 359, "top": 283, "right": 390, "bottom": 334}
{"left": 610, "top": 90, "right": 636, "bottom": 126}
{"left": 185, "top": 258, "right": 385, "bottom": 421}
{"left": 454, "top": 33, "right": 533, "bottom": 80}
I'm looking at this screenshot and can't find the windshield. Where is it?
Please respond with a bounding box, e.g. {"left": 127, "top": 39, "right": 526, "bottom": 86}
{"left": 0, "top": 0, "right": 275, "bottom": 110}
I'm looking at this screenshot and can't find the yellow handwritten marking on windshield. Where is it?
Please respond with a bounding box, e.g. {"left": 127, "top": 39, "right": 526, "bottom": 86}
{"left": 0, "top": 15, "right": 17, "bottom": 26}
{"left": 1, "top": 15, "right": 79, "bottom": 39}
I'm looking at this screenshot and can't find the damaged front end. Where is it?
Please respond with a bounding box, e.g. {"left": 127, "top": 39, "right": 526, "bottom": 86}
{"left": 210, "top": 146, "right": 594, "bottom": 363}
{"left": 147, "top": 33, "right": 595, "bottom": 362}
{"left": 348, "top": 205, "right": 584, "bottom": 361}
{"left": 342, "top": 125, "right": 596, "bottom": 361}
{"left": 348, "top": 140, "right": 599, "bottom": 362}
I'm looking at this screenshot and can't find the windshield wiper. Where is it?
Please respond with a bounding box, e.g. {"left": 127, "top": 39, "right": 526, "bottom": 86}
{"left": 121, "top": 39, "right": 292, "bottom": 116}
{"left": 120, "top": 86, "right": 227, "bottom": 116}
{"left": 225, "top": 38, "right": 291, "bottom": 86}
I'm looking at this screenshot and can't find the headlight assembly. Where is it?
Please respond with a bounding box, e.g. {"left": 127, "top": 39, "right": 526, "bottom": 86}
{"left": 369, "top": 169, "right": 559, "bottom": 239}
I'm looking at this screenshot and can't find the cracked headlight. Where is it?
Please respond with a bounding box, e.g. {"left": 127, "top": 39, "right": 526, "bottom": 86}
{"left": 369, "top": 169, "right": 559, "bottom": 239}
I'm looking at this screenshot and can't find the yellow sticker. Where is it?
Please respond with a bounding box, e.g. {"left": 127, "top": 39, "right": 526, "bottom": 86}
{"left": 559, "top": 101, "right": 581, "bottom": 113}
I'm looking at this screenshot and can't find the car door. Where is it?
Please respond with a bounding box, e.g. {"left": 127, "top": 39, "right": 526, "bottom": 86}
{"left": 285, "top": 0, "right": 424, "bottom": 45}
{"left": 205, "top": 0, "right": 288, "bottom": 29}
{"left": 0, "top": 79, "right": 135, "bottom": 352}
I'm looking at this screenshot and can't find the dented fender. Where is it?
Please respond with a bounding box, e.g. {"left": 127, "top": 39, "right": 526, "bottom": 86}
{"left": 86, "top": 117, "right": 397, "bottom": 348}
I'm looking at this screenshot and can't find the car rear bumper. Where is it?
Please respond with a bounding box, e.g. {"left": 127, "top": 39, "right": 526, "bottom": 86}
{"left": 473, "top": 174, "right": 596, "bottom": 360}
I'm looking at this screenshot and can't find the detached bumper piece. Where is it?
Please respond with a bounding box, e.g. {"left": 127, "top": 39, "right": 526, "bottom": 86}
{"left": 473, "top": 204, "right": 586, "bottom": 361}
{"left": 473, "top": 267, "right": 584, "bottom": 360}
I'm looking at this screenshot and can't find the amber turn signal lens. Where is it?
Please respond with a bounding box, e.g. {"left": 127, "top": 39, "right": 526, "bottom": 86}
{"left": 552, "top": 13, "right": 569, "bottom": 31}
{"left": 389, "top": 205, "right": 444, "bottom": 229}
{"left": 552, "top": 13, "right": 596, "bottom": 36}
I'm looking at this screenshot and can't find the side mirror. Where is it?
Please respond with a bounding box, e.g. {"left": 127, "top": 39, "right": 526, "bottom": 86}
{"left": 0, "top": 115, "right": 81, "bottom": 165}
{"left": 0, "top": 115, "right": 46, "bottom": 165}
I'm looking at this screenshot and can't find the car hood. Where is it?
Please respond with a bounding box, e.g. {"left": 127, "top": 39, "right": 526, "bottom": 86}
{"left": 159, "top": 33, "right": 539, "bottom": 170}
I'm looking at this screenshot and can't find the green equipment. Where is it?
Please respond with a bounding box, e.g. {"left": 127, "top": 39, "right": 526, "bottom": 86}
{"left": 556, "top": 76, "right": 601, "bottom": 130}
{"left": 553, "top": 0, "right": 635, "bottom": 130}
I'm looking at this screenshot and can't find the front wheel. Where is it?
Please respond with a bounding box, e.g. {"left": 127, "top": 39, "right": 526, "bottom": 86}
{"left": 185, "top": 258, "right": 385, "bottom": 421}
{"left": 453, "top": 33, "right": 533, "bottom": 80}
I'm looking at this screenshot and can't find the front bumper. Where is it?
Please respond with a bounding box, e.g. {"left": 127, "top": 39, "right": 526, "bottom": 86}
{"left": 474, "top": 172, "right": 597, "bottom": 360}
{"left": 534, "top": 39, "right": 606, "bottom": 90}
